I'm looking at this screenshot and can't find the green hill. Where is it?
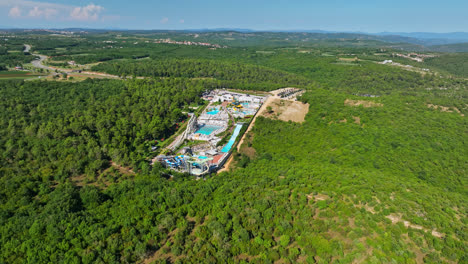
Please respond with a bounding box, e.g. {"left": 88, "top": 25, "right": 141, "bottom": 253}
{"left": 0, "top": 33, "right": 466, "bottom": 263}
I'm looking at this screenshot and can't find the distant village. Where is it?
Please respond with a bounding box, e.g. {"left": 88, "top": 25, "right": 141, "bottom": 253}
{"left": 153, "top": 38, "right": 227, "bottom": 48}
{"left": 101, "top": 39, "right": 227, "bottom": 49}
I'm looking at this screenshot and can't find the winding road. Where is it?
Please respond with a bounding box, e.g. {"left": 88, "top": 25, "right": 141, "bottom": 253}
{"left": 31, "top": 54, "right": 53, "bottom": 71}
{"left": 23, "top": 44, "right": 31, "bottom": 53}
{"left": 25, "top": 44, "right": 121, "bottom": 79}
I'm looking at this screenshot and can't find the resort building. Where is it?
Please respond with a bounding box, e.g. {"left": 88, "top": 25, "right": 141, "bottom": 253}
{"left": 157, "top": 89, "right": 266, "bottom": 176}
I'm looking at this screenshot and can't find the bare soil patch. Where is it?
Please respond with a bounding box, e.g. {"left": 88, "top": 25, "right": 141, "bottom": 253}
{"left": 306, "top": 193, "right": 329, "bottom": 201}
{"left": 354, "top": 202, "right": 376, "bottom": 214}
{"left": 338, "top": 57, "right": 358, "bottom": 62}
{"left": 352, "top": 116, "right": 361, "bottom": 124}
{"left": 386, "top": 214, "right": 445, "bottom": 238}
{"left": 71, "top": 161, "right": 135, "bottom": 188}
{"left": 345, "top": 99, "right": 383, "bottom": 108}
{"left": 262, "top": 98, "right": 309, "bottom": 123}
{"left": 297, "top": 255, "right": 308, "bottom": 263}
{"left": 279, "top": 101, "right": 310, "bottom": 122}
{"left": 110, "top": 161, "right": 135, "bottom": 175}
{"left": 217, "top": 155, "right": 235, "bottom": 173}
{"left": 427, "top": 104, "right": 465, "bottom": 116}
{"left": 70, "top": 174, "right": 89, "bottom": 187}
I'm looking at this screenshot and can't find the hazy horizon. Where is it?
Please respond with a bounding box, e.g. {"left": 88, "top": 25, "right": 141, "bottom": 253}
{"left": 1, "top": 0, "right": 467, "bottom": 33}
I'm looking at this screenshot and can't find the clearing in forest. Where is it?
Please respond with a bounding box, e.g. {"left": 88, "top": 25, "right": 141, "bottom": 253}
{"left": 338, "top": 57, "right": 358, "bottom": 62}
{"left": 386, "top": 214, "right": 445, "bottom": 238}
{"left": 261, "top": 98, "right": 310, "bottom": 123}
{"left": 344, "top": 99, "right": 383, "bottom": 108}
{"left": 70, "top": 161, "right": 135, "bottom": 188}
{"left": 427, "top": 104, "right": 465, "bottom": 116}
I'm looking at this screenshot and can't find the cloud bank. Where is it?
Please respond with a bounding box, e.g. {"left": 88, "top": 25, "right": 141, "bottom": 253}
{"left": 2, "top": 0, "right": 105, "bottom": 21}
{"left": 8, "top": 6, "right": 21, "bottom": 17}
{"left": 70, "top": 4, "right": 104, "bottom": 21}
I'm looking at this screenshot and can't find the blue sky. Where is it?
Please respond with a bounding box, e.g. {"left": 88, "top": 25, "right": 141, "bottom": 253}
{"left": 1, "top": 0, "right": 467, "bottom": 32}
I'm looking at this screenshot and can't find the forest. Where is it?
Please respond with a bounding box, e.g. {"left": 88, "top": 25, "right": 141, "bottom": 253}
{"left": 0, "top": 31, "right": 466, "bottom": 263}
{"left": 0, "top": 43, "right": 35, "bottom": 68}
{"left": 91, "top": 58, "right": 312, "bottom": 91}
{"left": 423, "top": 53, "right": 468, "bottom": 78}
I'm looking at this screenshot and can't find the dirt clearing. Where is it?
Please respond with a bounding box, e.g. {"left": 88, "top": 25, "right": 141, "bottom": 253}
{"left": 261, "top": 98, "right": 309, "bottom": 123}
{"left": 386, "top": 214, "right": 445, "bottom": 238}
{"left": 427, "top": 104, "right": 465, "bottom": 116}
{"left": 352, "top": 116, "right": 361, "bottom": 124}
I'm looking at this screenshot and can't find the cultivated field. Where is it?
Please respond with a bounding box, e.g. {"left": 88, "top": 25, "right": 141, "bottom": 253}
{"left": 0, "top": 71, "right": 45, "bottom": 80}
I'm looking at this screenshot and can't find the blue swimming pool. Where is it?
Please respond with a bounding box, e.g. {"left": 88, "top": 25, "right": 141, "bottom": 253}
{"left": 221, "top": 124, "right": 243, "bottom": 153}
{"left": 206, "top": 109, "right": 220, "bottom": 115}
{"left": 196, "top": 125, "right": 221, "bottom": 135}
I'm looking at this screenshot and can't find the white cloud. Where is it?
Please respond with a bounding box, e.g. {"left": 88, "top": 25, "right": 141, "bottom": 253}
{"left": 0, "top": 0, "right": 69, "bottom": 11}
{"left": 28, "top": 6, "right": 41, "bottom": 17}
{"left": 160, "top": 17, "right": 169, "bottom": 24}
{"left": 26, "top": 6, "right": 57, "bottom": 19}
{"left": 179, "top": 19, "right": 185, "bottom": 24}
{"left": 8, "top": 6, "right": 21, "bottom": 17}
{"left": 2, "top": 1, "right": 106, "bottom": 21}
{"left": 70, "top": 4, "right": 104, "bottom": 21}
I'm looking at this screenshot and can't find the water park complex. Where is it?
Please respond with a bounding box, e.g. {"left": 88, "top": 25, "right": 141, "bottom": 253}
{"left": 154, "top": 89, "right": 267, "bottom": 176}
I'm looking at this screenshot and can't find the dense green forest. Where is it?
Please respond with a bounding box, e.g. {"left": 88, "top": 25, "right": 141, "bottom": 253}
{"left": 0, "top": 31, "right": 467, "bottom": 263}
{"left": 91, "top": 58, "right": 312, "bottom": 90}
{"left": 0, "top": 42, "right": 35, "bottom": 68}
{"left": 429, "top": 43, "right": 468, "bottom": 53}
{"left": 0, "top": 78, "right": 218, "bottom": 179}
{"left": 92, "top": 51, "right": 468, "bottom": 95}
{"left": 1, "top": 80, "right": 465, "bottom": 263}
{"left": 423, "top": 53, "right": 468, "bottom": 78}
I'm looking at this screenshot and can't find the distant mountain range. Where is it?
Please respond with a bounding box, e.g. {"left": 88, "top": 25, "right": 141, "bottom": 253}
{"left": 375, "top": 32, "right": 468, "bottom": 41}
{"left": 373, "top": 32, "right": 468, "bottom": 46}
{"left": 179, "top": 29, "right": 468, "bottom": 46}
{"left": 2, "top": 27, "right": 468, "bottom": 49}
{"left": 185, "top": 29, "right": 468, "bottom": 46}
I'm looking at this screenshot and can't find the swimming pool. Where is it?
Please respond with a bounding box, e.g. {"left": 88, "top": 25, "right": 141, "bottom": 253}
{"left": 206, "top": 109, "right": 220, "bottom": 115}
{"left": 221, "top": 124, "right": 243, "bottom": 153}
{"left": 195, "top": 125, "right": 221, "bottom": 135}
